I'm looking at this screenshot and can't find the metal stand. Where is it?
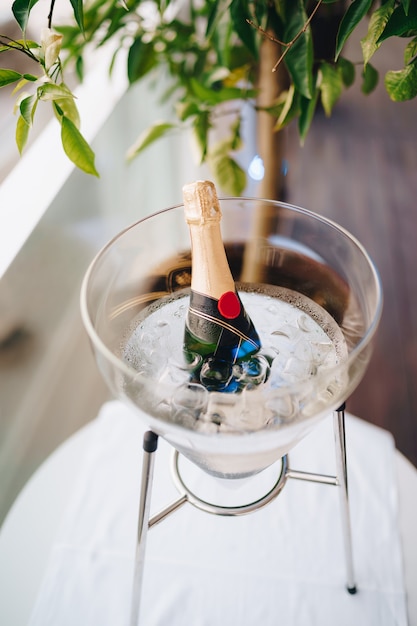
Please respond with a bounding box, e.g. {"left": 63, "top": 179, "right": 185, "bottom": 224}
{"left": 129, "top": 404, "right": 356, "bottom": 626}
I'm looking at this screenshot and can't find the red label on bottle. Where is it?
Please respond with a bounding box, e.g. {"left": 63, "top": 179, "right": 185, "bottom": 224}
{"left": 218, "top": 291, "right": 241, "bottom": 319}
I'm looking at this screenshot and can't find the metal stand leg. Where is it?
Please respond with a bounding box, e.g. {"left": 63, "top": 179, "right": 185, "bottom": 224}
{"left": 129, "top": 411, "right": 358, "bottom": 625}
{"left": 333, "top": 403, "right": 357, "bottom": 594}
{"left": 130, "top": 431, "right": 159, "bottom": 626}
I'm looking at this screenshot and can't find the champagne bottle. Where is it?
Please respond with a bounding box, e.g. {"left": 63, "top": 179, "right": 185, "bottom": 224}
{"left": 182, "top": 180, "right": 261, "bottom": 391}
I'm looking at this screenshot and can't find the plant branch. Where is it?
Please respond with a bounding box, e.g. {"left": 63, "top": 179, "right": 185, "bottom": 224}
{"left": 47, "top": 0, "right": 57, "bottom": 29}
{"left": 0, "top": 36, "right": 38, "bottom": 62}
{"left": 247, "top": 0, "right": 323, "bottom": 73}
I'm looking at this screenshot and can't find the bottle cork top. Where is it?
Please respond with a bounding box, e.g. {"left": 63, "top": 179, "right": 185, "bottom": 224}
{"left": 182, "top": 180, "right": 222, "bottom": 225}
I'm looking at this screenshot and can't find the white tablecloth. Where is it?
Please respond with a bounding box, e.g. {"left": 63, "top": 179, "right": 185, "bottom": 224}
{"left": 29, "top": 401, "right": 408, "bottom": 625}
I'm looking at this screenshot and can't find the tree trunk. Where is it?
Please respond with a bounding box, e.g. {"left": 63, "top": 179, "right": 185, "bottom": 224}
{"left": 241, "top": 37, "right": 288, "bottom": 283}
{"left": 256, "top": 37, "right": 289, "bottom": 201}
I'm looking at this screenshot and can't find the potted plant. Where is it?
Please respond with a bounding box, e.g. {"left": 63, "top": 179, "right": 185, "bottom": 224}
{"left": 1, "top": 0, "right": 416, "bottom": 197}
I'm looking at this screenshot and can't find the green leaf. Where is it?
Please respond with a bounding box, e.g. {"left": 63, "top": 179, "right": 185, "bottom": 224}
{"left": 283, "top": 0, "right": 314, "bottom": 99}
{"left": 7, "top": 39, "right": 40, "bottom": 49}
{"left": 209, "top": 152, "right": 246, "bottom": 196}
{"left": 229, "top": 116, "right": 242, "bottom": 152}
{"left": 402, "top": 0, "right": 411, "bottom": 15}
{"left": 378, "top": 2, "right": 417, "bottom": 42}
{"left": 1, "top": 40, "right": 39, "bottom": 54}
{"left": 207, "top": 127, "right": 247, "bottom": 195}
{"left": 362, "top": 62, "right": 379, "bottom": 94}
{"left": 12, "top": 78, "right": 30, "bottom": 94}
{"left": 126, "top": 122, "right": 175, "bottom": 161}
{"left": 189, "top": 77, "right": 257, "bottom": 106}
{"left": 230, "top": 0, "right": 259, "bottom": 60}
{"left": 404, "top": 38, "right": 417, "bottom": 64}
{"left": 16, "top": 114, "right": 30, "bottom": 154}
{"left": 299, "top": 86, "right": 319, "bottom": 143}
{"left": 336, "top": 0, "right": 373, "bottom": 60}
{"left": 176, "top": 100, "right": 200, "bottom": 122}
{"left": 337, "top": 57, "right": 355, "bottom": 87}
{"left": 193, "top": 112, "right": 211, "bottom": 163}
{"left": 75, "top": 56, "right": 84, "bottom": 82}
{"left": 14, "top": 39, "right": 40, "bottom": 49}
{"left": 275, "top": 85, "right": 299, "bottom": 130}
{"left": 37, "top": 82, "right": 75, "bottom": 101}
{"left": 127, "top": 39, "right": 157, "bottom": 83}
{"left": 69, "top": 0, "right": 84, "bottom": 32}
{"left": 0, "top": 69, "right": 23, "bottom": 87}
{"left": 53, "top": 96, "right": 80, "bottom": 128}
{"left": 319, "top": 61, "right": 343, "bottom": 116}
{"left": 61, "top": 116, "right": 99, "bottom": 176}
{"left": 12, "top": 0, "right": 40, "bottom": 33}
{"left": 361, "top": 0, "right": 395, "bottom": 65}
{"left": 209, "top": 13, "right": 233, "bottom": 68}
{"left": 19, "top": 94, "right": 37, "bottom": 125}
{"left": 385, "top": 61, "right": 417, "bottom": 101}
{"left": 206, "top": 1, "right": 221, "bottom": 38}
{"left": 22, "top": 73, "right": 38, "bottom": 81}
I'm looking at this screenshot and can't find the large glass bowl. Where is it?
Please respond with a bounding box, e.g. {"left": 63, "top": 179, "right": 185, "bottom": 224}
{"left": 80, "top": 198, "right": 382, "bottom": 478}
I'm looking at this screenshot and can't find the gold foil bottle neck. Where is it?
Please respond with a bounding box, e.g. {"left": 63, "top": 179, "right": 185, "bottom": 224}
{"left": 183, "top": 180, "right": 222, "bottom": 225}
